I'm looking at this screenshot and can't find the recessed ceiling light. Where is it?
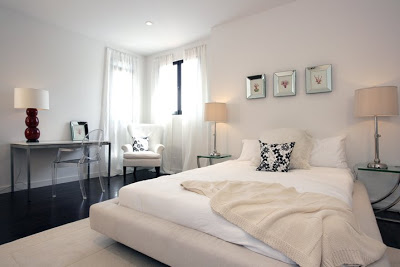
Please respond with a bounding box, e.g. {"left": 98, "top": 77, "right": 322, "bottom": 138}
{"left": 145, "top": 21, "right": 153, "bottom": 26}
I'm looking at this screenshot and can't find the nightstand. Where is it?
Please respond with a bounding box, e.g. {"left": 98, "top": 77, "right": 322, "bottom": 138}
{"left": 355, "top": 164, "right": 400, "bottom": 222}
{"left": 197, "top": 154, "right": 231, "bottom": 168}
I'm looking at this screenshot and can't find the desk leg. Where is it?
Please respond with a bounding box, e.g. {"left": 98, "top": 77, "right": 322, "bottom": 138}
{"left": 197, "top": 157, "right": 200, "bottom": 168}
{"left": 108, "top": 143, "right": 111, "bottom": 185}
{"left": 10, "top": 147, "right": 14, "bottom": 192}
{"left": 27, "top": 148, "right": 31, "bottom": 201}
{"left": 87, "top": 148, "right": 90, "bottom": 181}
{"left": 209, "top": 158, "right": 212, "bottom": 166}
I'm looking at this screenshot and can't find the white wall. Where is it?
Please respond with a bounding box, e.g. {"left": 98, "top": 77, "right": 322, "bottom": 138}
{"left": 208, "top": 0, "right": 400, "bottom": 209}
{"left": 0, "top": 6, "right": 144, "bottom": 191}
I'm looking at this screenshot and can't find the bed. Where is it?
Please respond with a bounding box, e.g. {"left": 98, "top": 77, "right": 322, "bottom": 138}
{"left": 90, "top": 130, "right": 390, "bottom": 266}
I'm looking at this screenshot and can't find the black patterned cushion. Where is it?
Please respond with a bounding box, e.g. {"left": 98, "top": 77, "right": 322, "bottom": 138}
{"left": 132, "top": 137, "right": 149, "bottom": 152}
{"left": 256, "top": 141, "right": 295, "bottom": 172}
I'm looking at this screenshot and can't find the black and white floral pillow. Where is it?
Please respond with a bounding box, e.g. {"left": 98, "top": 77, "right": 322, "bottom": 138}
{"left": 132, "top": 137, "right": 149, "bottom": 152}
{"left": 256, "top": 141, "right": 295, "bottom": 172}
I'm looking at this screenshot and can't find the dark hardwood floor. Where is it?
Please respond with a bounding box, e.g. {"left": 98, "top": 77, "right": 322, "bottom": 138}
{"left": 0, "top": 170, "right": 399, "bottom": 250}
{"left": 0, "top": 169, "right": 157, "bottom": 245}
{"left": 376, "top": 211, "right": 400, "bottom": 248}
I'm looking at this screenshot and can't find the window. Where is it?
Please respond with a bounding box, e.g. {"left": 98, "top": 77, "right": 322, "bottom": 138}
{"left": 173, "top": 59, "right": 183, "bottom": 115}
{"left": 100, "top": 48, "right": 139, "bottom": 176}
{"left": 110, "top": 67, "right": 135, "bottom": 121}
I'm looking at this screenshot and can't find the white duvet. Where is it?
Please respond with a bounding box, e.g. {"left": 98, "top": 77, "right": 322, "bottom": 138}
{"left": 118, "top": 160, "right": 354, "bottom": 265}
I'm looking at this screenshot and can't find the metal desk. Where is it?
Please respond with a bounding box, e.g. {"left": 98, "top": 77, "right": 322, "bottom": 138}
{"left": 10, "top": 141, "right": 111, "bottom": 199}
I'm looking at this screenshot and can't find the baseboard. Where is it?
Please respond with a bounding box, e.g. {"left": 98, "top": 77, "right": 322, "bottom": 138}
{"left": 0, "top": 172, "right": 103, "bottom": 194}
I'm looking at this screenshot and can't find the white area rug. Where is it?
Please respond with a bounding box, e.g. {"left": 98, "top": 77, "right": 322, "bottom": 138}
{"left": 0, "top": 219, "right": 165, "bottom": 266}
{"left": 0, "top": 218, "right": 399, "bottom": 267}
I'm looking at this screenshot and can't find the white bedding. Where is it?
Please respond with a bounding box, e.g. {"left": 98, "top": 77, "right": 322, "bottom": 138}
{"left": 118, "top": 160, "right": 354, "bottom": 265}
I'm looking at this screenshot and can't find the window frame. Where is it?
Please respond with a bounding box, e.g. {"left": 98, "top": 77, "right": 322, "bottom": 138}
{"left": 172, "top": 59, "right": 183, "bottom": 115}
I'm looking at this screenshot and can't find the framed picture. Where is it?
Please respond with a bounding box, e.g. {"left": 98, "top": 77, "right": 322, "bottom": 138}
{"left": 70, "top": 121, "right": 88, "bottom": 141}
{"left": 305, "top": 64, "right": 332, "bottom": 94}
{"left": 273, "top": 70, "right": 296, "bottom": 97}
{"left": 246, "top": 74, "right": 266, "bottom": 99}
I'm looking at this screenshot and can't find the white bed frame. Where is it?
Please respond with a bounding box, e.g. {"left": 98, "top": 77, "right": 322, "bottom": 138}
{"left": 90, "top": 181, "right": 390, "bottom": 266}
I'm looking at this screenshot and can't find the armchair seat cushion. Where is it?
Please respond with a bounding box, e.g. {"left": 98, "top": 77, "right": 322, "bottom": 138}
{"left": 123, "top": 151, "right": 161, "bottom": 160}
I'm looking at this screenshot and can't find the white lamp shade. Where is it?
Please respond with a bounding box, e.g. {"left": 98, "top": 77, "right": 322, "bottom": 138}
{"left": 204, "top": 102, "right": 227, "bottom": 122}
{"left": 354, "top": 86, "right": 398, "bottom": 117}
{"left": 14, "top": 88, "right": 49, "bottom": 110}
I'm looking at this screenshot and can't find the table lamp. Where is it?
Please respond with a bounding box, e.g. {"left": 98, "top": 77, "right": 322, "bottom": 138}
{"left": 204, "top": 102, "right": 227, "bottom": 156}
{"left": 354, "top": 86, "right": 398, "bottom": 169}
{"left": 14, "top": 88, "right": 49, "bottom": 142}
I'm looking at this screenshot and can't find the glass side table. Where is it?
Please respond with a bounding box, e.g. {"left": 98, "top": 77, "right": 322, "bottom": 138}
{"left": 197, "top": 154, "right": 231, "bottom": 168}
{"left": 355, "top": 164, "right": 400, "bottom": 219}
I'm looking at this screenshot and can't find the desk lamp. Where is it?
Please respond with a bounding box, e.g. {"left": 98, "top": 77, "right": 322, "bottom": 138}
{"left": 14, "top": 88, "right": 49, "bottom": 142}
{"left": 354, "top": 86, "right": 398, "bottom": 169}
{"left": 204, "top": 102, "right": 227, "bottom": 156}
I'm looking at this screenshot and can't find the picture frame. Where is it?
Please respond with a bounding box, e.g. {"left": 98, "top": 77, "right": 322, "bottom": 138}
{"left": 273, "top": 70, "right": 296, "bottom": 97}
{"left": 70, "top": 121, "right": 88, "bottom": 141}
{"left": 305, "top": 64, "right": 332, "bottom": 94}
{"left": 246, "top": 74, "right": 266, "bottom": 99}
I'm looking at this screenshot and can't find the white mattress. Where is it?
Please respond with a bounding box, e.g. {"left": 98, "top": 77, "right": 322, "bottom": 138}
{"left": 119, "top": 160, "right": 354, "bottom": 265}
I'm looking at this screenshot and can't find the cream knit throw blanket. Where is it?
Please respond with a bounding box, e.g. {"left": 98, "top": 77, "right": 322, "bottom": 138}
{"left": 181, "top": 180, "right": 386, "bottom": 267}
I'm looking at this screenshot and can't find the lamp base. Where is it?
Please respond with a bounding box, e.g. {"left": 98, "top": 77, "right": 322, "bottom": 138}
{"left": 25, "top": 108, "right": 40, "bottom": 142}
{"left": 210, "top": 151, "right": 221, "bottom": 157}
{"left": 26, "top": 139, "right": 39, "bottom": 143}
{"left": 367, "top": 162, "right": 388, "bottom": 169}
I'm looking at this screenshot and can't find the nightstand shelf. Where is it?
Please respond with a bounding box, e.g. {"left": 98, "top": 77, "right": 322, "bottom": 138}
{"left": 355, "top": 163, "right": 400, "bottom": 223}
{"left": 197, "top": 154, "right": 231, "bottom": 168}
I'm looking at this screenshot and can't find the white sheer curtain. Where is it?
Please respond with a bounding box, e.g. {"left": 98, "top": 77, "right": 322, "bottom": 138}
{"left": 181, "top": 45, "right": 209, "bottom": 171}
{"left": 150, "top": 54, "right": 176, "bottom": 173}
{"left": 100, "top": 48, "right": 140, "bottom": 176}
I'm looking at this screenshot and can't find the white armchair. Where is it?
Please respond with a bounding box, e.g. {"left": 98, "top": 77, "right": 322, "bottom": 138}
{"left": 121, "top": 124, "right": 164, "bottom": 183}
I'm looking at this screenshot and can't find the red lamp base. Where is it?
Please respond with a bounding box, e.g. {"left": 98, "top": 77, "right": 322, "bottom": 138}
{"left": 25, "top": 108, "right": 40, "bottom": 142}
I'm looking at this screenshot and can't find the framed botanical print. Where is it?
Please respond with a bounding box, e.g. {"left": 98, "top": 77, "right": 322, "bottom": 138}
{"left": 70, "top": 121, "right": 88, "bottom": 141}
{"left": 246, "top": 74, "right": 266, "bottom": 99}
{"left": 306, "top": 64, "right": 332, "bottom": 94}
{"left": 273, "top": 70, "right": 296, "bottom": 97}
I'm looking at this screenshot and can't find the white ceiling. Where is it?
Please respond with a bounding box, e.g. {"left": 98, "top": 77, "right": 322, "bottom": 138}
{"left": 0, "top": 0, "right": 294, "bottom": 56}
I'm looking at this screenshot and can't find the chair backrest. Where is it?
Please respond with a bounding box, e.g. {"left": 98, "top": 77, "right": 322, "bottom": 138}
{"left": 127, "top": 124, "right": 163, "bottom": 152}
{"left": 81, "top": 129, "right": 104, "bottom": 161}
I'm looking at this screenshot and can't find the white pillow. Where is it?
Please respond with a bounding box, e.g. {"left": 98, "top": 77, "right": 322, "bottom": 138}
{"left": 309, "top": 135, "right": 348, "bottom": 168}
{"left": 237, "top": 139, "right": 260, "bottom": 161}
{"left": 259, "top": 128, "right": 313, "bottom": 169}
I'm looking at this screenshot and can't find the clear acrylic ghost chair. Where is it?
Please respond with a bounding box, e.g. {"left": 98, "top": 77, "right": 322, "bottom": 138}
{"left": 52, "top": 129, "right": 105, "bottom": 200}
